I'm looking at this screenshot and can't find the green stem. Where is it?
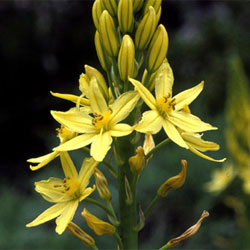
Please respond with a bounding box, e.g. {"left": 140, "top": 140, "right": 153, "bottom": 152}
{"left": 145, "top": 138, "right": 171, "bottom": 159}
{"left": 85, "top": 198, "right": 114, "bottom": 217}
{"left": 159, "top": 243, "right": 172, "bottom": 250}
{"left": 114, "top": 231, "right": 123, "bottom": 250}
{"left": 91, "top": 245, "right": 99, "bottom": 250}
{"left": 144, "top": 195, "right": 160, "bottom": 217}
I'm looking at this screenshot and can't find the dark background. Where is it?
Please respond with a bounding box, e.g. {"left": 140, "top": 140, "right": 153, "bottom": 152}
{"left": 1, "top": 0, "right": 250, "bottom": 249}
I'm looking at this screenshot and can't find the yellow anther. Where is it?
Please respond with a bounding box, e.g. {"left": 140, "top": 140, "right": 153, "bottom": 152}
{"left": 91, "top": 110, "right": 112, "bottom": 131}
{"left": 156, "top": 96, "right": 176, "bottom": 118}
{"left": 63, "top": 177, "right": 80, "bottom": 197}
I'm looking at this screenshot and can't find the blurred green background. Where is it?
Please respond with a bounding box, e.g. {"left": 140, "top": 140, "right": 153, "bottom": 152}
{"left": 1, "top": 0, "right": 250, "bottom": 249}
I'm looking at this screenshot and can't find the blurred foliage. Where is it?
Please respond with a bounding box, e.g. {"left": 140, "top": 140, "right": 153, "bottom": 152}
{"left": 1, "top": 0, "right": 250, "bottom": 249}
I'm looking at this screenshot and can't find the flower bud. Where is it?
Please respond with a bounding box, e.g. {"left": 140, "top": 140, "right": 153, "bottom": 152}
{"left": 143, "top": 0, "right": 162, "bottom": 16}
{"left": 129, "top": 146, "right": 145, "bottom": 174}
{"left": 135, "top": 6, "right": 156, "bottom": 51}
{"left": 157, "top": 160, "right": 187, "bottom": 197}
{"left": 99, "top": 10, "right": 119, "bottom": 57}
{"left": 118, "top": 35, "right": 135, "bottom": 81}
{"left": 84, "top": 65, "right": 109, "bottom": 101}
{"left": 94, "top": 168, "right": 111, "bottom": 200}
{"left": 94, "top": 31, "right": 111, "bottom": 72}
{"left": 79, "top": 73, "right": 89, "bottom": 96}
{"left": 100, "top": 0, "right": 117, "bottom": 17}
{"left": 166, "top": 210, "right": 209, "bottom": 248}
{"left": 82, "top": 208, "right": 116, "bottom": 236}
{"left": 92, "top": 0, "right": 104, "bottom": 30}
{"left": 118, "top": 0, "right": 134, "bottom": 33}
{"left": 67, "top": 222, "right": 95, "bottom": 248}
{"left": 133, "top": 0, "right": 144, "bottom": 13}
{"left": 155, "top": 6, "right": 161, "bottom": 26}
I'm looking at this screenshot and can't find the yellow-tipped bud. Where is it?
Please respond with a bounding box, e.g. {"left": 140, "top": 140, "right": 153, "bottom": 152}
{"left": 100, "top": 0, "right": 117, "bottom": 17}
{"left": 157, "top": 160, "right": 187, "bottom": 197}
{"left": 84, "top": 65, "right": 109, "bottom": 101}
{"left": 79, "top": 73, "right": 89, "bottom": 96}
{"left": 145, "top": 24, "right": 169, "bottom": 73}
{"left": 118, "top": 0, "right": 134, "bottom": 33}
{"left": 67, "top": 222, "right": 95, "bottom": 248}
{"left": 143, "top": 0, "right": 162, "bottom": 15}
{"left": 92, "top": 0, "right": 104, "bottom": 30}
{"left": 135, "top": 6, "right": 156, "bottom": 51}
{"left": 129, "top": 146, "right": 145, "bottom": 174}
{"left": 133, "top": 0, "right": 144, "bottom": 13}
{"left": 94, "top": 31, "right": 111, "bottom": 72}
{"left": 165, "top": 210, "right": 209, "bottom": 248}
{"left": 118, "top": 35, "right": 135, "bottom": 81}
{"left": 82, "top": 208, "right": 116, "bottom": 236}
{"left": 155, "top": 6, "right": 161, "bottom": 26}
{"left": 99, "top": 10, "right": 119, "bottom": 57}
{"left": 94, "top": 168, "right": 111, "bottom": 200}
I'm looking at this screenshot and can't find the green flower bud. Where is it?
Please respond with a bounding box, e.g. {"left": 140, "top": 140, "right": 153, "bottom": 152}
{"left": 133, "top": 0, "right": 144, "bottom": 13}
{"left": 94, "top": 168, "right": 111, "bottom": 201}
{"left": 100, "top": 0, "right": 117, "bottom": 17}
{"left": 118, "top": 35, "right": 135, "bottom": 81}
{"left": 117, "top": 0, "right": 134, "bottom": 34}
{"left": 135, "top": 6, "right": 156, "bottom": 51}
{"left": 84, "top": 65, "right": 109, "bottom": 101}
{"left": 94, "top": 31, "right": 111, "bottom": 72}
{"left": 145, "top": 24, "right": 168, "bottom": 73}
{"left": 92, "top": 0, "right": 104, "bottom": 30}
{"left": 143, "top": 0, "right": 162, "bottom": 15}
{"left": 99, "top": 10, "right": 119, "bottom": 57}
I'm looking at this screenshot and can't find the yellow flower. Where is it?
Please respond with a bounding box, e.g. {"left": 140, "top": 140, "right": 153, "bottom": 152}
{"left": 82, "top": 208, "right": 116, "bottom": 235}
{"left": 51, "top": 78, "right": 139, "bottom": 161}
{"left": 27, "top": 126, "right": 76, "bottom": 171}
{"left": 129, "top": 61, "right": 216, "bottom": 149}
{"left": 26, "top": 152, "right": 98, "bottom": 235}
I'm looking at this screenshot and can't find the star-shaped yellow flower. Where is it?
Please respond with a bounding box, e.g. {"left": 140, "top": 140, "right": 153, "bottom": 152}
{"left": 26, "top": 152, "right": 98, "bottom": 235}
{"left": 129, "top": 61, "right": 216, "bottom": 149}
{"left": 51, "top": 77, "right": 139, "bottom": 161}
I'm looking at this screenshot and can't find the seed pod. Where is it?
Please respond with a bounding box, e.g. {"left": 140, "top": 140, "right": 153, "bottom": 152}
{"left": 145, "top": 24, "right": 169, "bottom": 73}
{"left": 135, "top": 6, "right": 156, "bottom": 51}
{"left": 117, "top": 0, "right": 134, "bottom": 33}
{"left": 118, "top": 35, "right": 135, "bottom": 81}
{"left": 99, "top": 10, "right": 119, "bottom": 57}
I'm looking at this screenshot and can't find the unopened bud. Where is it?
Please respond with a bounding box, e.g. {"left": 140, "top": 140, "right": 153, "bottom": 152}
{"left": 133, "top": 0, "right": 144, "bottom": 13}
{"left": 79, "top": 73, "right": 89, "bottom": 96}
{"left": 135, "top": 6, "right": 156, "bottom": 51}
{"left": 118, "top": 0, "right": 133, "bottom": 33}
{"left": 94, "top": 168, "right": 111, "bottom": 200}
{"left": 166, "top": 210, "right": 209, "bottom": 248}
{"left": 82, "top": 208, "right": 116, "bottom": 236}
{"left": 99, "top": 10, "right": 119, "bottom": 57}
{"left": 92, "top": 0, "right": 104, "bottom": 30}
{"left": 157, "top": 160, "right": 187, "bottom": 197}
{"left": 84, "top": 65, "right": 109, "bottom": 101}
{"left": 67, "top": 222, "right": 95, "bottom": 248}
{"left": 118, "top": 35, "right": 135, "bottom": 81}
{"left": 129, "top": 146, "right": 145, "bottom": 174}
{"left": 145, "top": 24, "right": 169, "bottom": 73}
{"left": 100, "top": 0, "right": 117, "bottom": 17}
{"left": 94, "top": 31, "right": 111, "bottom": 72}
{"left": 143, "top": 0, "right": 162, "bottom": 16}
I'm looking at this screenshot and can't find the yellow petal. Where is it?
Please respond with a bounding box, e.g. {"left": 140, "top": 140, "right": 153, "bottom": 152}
{"left": 155, "top": 61, "right": 174, "bottom": 100}
{"left": 26, "top": 203, "right": 66, "bottom": 228}
{"left": 28, "top": 151, "right": 59, "bottom": 171}
{"left": 89, "top": 77, "right": 108, "bottom": 114}
{"left": 79, "top": 157, "right": 99, "bottom": 190}
{"left": 169, "top": 111, "right": 217, "bottom": 132}
{"left": 109, "top": 91, "right": 139, "bottom": 125}
{"left": 135, "top": 110, "right": 163, "bottom": 134}
{"left": 53, "top": 134, "right": 95, "bottom": 152}
{"left": 79, "top": 186, "right": 96, "bottom": 202}
{"left": 90, "top": 133, "right": 113, "bottom": 162}
{"left": 109, "top": 123, "right": 133, "bottom": 137}
{"left": 50, "top": 91, "right": 90, "bottom": 106}
{"left": 60, "top": 152, "right": 78, "bottom": 179}
{"left": 35, "top": 178, "right": 72, "bottom": 203}
{"left": 51, "top": 109, "right": 97, "bottom": 134}
{"left": 188, "top": 144, "right": 226, "bottom": 162}
{"left": 162, "top": 120, "right": 189, "bottom": 149}
{"left": 55, "top": 200, "right": 79, "bottom": 235}
{"left": 174, "top": 81, "right": 204, "bottom": 111}
{"left": 129, "top": 78, "right": 156, "bottom": 111}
